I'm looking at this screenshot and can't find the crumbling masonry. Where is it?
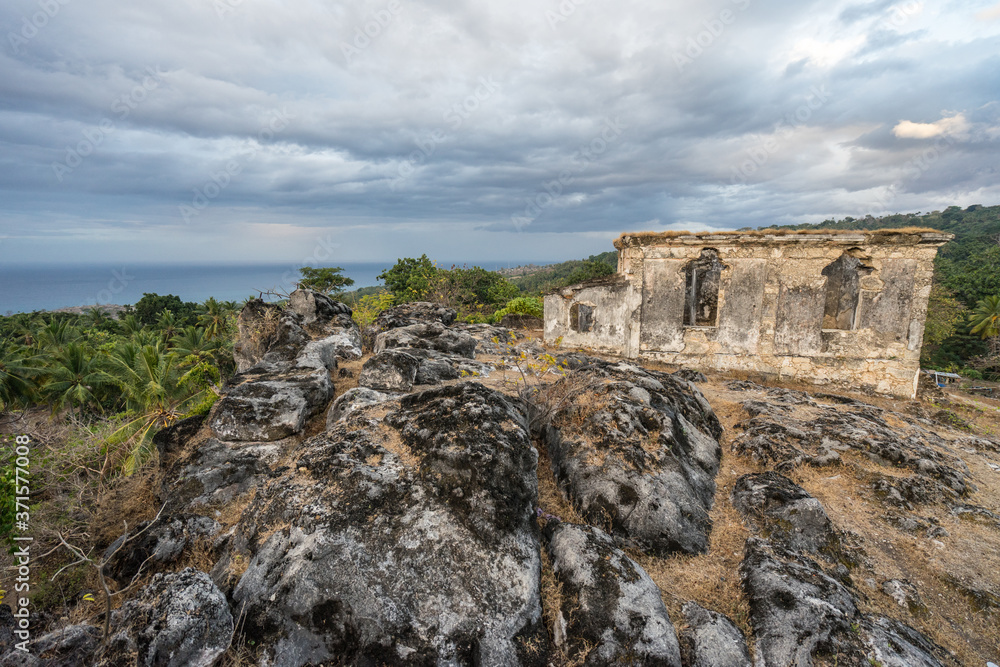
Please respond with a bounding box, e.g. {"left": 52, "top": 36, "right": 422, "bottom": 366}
{"left": 544, "top": 229, "right": 953, "bottom": 398}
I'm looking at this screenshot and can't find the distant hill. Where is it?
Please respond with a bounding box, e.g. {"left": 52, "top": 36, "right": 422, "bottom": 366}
{"left": 508, "top": 251, "right": 618, "bottom": 295}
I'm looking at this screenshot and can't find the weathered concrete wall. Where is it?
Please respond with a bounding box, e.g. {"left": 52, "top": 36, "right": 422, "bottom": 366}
{"left": 544, "top": 230, "right": 952, "bottom": 398}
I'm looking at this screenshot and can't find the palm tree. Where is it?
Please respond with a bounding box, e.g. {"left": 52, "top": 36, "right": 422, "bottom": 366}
{"left": 0, "top": 339, "right": 44, "bottom": 410}
{"left": 197, "top": 298, "right": 231, "bottom": 341}
{"left": 104, "top": 344, "right": 211, "bottom": 475}
{"left": 117, "top": 314, "right": 144, "bottom": 337}
{"left": 84, "top": 306, "right": 109, "bottom": 329}
{"left": 42, "top": 342, "right": 112, "bottom": 421}
{"left": 170, "top": 326, "right": 217, "bottom": 363}
{"left": 156, "top": 310, "right": 181, "bottom": 342}
{"left": 37, "top": 318, "right": 80, "bottom": 350}
{"left": 970, "top": 294, "right": 1000, "bottom": 355}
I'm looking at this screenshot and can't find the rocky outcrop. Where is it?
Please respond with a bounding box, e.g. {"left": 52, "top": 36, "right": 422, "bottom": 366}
{"left": 679, "top": 601, "right": 751, "bottom": 667}
{"left": 105, "top": 514, "right": 221, "bottom": 585}
{"left": 210, "top": 299, "right": 343, "bottom": 442}
{"left": 544, "top": 522, "right": 682, "bottom": 666}
{"left": 374, "top": 322, "right": 478, "bottom": 359}
{"left": 288, "top": 289, "right": 362, "bottom": 359}
{"left": 732, "top": 472, "right": 840, "bottom": 557}
{"left": 358, "top": 349, "right": 420, "bottom": 392}
{"left": 215, "top": 382, "right": 548, "bottom": 666}
{"left": 0, "top": 624, "right": 99, "bottom": 667}
{"left": 367, "top": 301, "right": 457, "bottom": 336}
{"left": 535, "top": 358, "right": 723, "bottom": 556}
{"left": 160, "top": 435, "right": 281, "bottom": 509}
{"left": 100, "top": 569, "right": 232, "bottom": 667}
{"left": 732, "top": 391, "right": 975, "bottom": 505}
{"left": 325, "top": 386, "right": 399, "bottom": 425}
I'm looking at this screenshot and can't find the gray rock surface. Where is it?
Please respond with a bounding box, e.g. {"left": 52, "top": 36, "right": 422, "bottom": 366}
{"left": 741, "top": 538, "right": 860, "bottom": 667}
{"left": 536, "top": 357, "right": 723, "bottom": 556}
{"left": 233, "top": 299, "right": 308, "bottom": 373}
{"left": 325, "top": 386, "right": 399, "bottom": 425}
{"left": 679, "top": 601, "right": 751, "bottom": 667}
{"left": 0, "top": 624, "right": 100, "bottom": 667}
{"left": 101, "top": 569, "right": 232, "bottom": 667}
{"left": 218, "top": 382, "right": 548, "bottom": 667}
{"left": 105, "top": 514, "right": 222, "bottom": 584}
{"left": 731, "top": 472, "right": 840, "bottom": 557}
{"left": 160, "top": 436, "right": 282, "bottom": 509}
{"left": 288, "top": 288, "right": 350, "bottom": 325}
{"left": 358, "top": 349, "right": 420, "bottom": 392}
{"left": 544, "top": 522, "right": 682, "bottom": 666}
{"left": 368, "top": 301, "right": 457, "bottom": 334}
{"left": 374, "top": 321, "right": 478, "bottom": 359}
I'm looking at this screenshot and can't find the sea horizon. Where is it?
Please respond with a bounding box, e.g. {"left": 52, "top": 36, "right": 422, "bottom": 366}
{"left": 0, "top": 259, "right": 562, "bottom": 315}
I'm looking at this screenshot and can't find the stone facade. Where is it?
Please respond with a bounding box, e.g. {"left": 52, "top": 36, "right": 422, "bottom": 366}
{"left": 544, "top": 229, "right": 953, "bottom": 398}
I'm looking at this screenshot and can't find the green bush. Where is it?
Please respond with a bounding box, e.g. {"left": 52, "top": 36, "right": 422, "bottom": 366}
{"left": 959, "top": 367, "right": 983, "bottom": 380}
{"left": 492, "top": 297, "right": 544, "bottom": 323}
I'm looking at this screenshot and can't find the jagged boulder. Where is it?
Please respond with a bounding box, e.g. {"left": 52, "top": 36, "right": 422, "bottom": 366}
{"left": 105, "top": 514, "right": 221, "bottom": 585}
{"left": 217, "top": 382, "right": 548, "bottom": 666}
{"left": 101, "top": 569, "right": 232, "bottom": 667}
{"left": 160, "top": 436, "right": 281, "bottom": 509}
{"left": 325, "top": 387, "right": 399, "bottom": 426}
{"left": 731, "top": 472, "right": 840, "bottom": 557}
{"left": 732, "top": 392, "right": 975, "bottom": 503}
{"left": 368, "top": 301, "right": 457, "bottom": 333}
{"left": 535, "top": 358, "right": 723, "bottom": 556}
{"left": 209, "top": 365, "right": 333, "bottom": 441}
{"left": 152, "top": 414, "right": 206, "bottom": 460}
{"left": 741, "top": 538, "right": 861, "bottom": 666}
{"left": 233, "top": 299, "right": 308, "bottom": 373}
{"left": 0, "top": 624, "right": 100, "bottom": 667}
{"left": 741, "top": 539, "right": 946, "bottom": 667}
{"left": 544, "top": 522, "right": 682, "bottom": 666}
{"left": 288, "top": 288, "right": 350, "bottom": 325}
{"left": 374, "top": 322, "right": 478, "bottom": 359}
{"left": 358, "top": 349, "right": 420, "bottom": 392}
{"left": 679, "top": 602, "right": 751, "bottom": 667}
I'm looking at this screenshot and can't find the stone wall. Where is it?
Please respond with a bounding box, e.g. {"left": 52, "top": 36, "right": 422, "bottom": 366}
{"left": 544, "top": 229, "right": 952, "bottom": 398}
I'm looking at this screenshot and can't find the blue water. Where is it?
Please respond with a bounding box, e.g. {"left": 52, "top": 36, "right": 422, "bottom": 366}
{"left": 0, "top": 260, "right": 556, "bottom": 314}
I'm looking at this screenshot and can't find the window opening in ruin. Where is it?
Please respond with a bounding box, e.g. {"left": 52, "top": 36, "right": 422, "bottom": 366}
{"left": 570, "top": 303, "right": 594, "bottom": 332}
{"left": 821, "top": 250, "right": 873, "bottom": 330}
{"left": 683, "top": 249, "right": 724, "bottom": 326}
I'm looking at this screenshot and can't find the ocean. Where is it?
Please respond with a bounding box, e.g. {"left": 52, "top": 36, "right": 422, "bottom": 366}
{"left": 0, "top": 260, "right": 552, "bottom": 315}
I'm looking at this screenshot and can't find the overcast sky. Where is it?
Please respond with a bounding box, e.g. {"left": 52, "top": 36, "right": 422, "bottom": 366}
{"left": 1, "top": 0, "right": 998, "bottom": 265}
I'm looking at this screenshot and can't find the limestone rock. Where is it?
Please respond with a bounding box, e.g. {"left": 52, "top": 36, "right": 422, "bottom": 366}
{"left": 325, "top": 386, "right": 399, "bottom": 426}
{"left": 160, "top": 436, "right": 282, "bottom": 510}
{"left": 220, "top": 382, "right": 548, "bottom": 666}
{"left": 233, "top": 299, "right": 308, "bottom": 373}
{"left": 368, "top": 301, "right": 457, "bottom": 335}
{"left": 209, "top": 365, "right": 333, "bottom": 441}
{"left": 152, "top": 414, "right": 205, "bottom": 460}
{"left": 741, "top": 538, "right": 860, "bottom": 666}
{"left": 358, "top": 349, "right": 420, "bottom": 392}
{"left": 105, "top": 514, "right": 222, "bottom": 585}
{"left": 0, "top": 624, "right": 100, "bottom": 667}
{"left": 679, "top": 601, "right": 751, "bottom": 667}
{"left": 536, "top": 359, "right": 723, "bottom": 556}
{"left": 288, "top": 288, "right": 350, "bottom": 325}
{"left": 544, "top": 522, "right": 682, "bottom": 666}
{"left": 374, "top": 321, "right": 478, "bottom": 359}
{"left": 732, "top": 472, "right": 839, "bottom": 557}
{"left": 101, "top": 569, "right": 232, "bottom": 667}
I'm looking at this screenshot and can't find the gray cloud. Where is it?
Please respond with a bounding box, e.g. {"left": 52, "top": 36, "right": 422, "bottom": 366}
{"left": 0, "top": 0, "right": 998, "bottom": 264}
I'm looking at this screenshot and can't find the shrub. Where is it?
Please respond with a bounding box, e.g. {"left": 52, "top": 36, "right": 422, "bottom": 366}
{"left": 352, "top": 291, "right": 395, "bottom": 329}
{"left": 492, "top": 297, "right": 544, "bottom": 323}
{"left": 959, "top": 367, "right": 983, "bottom": 380}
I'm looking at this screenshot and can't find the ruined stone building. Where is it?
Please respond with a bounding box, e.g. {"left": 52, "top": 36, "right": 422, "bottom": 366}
{"left": 544, "top": 229, "right": 953, "bottom": 398}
